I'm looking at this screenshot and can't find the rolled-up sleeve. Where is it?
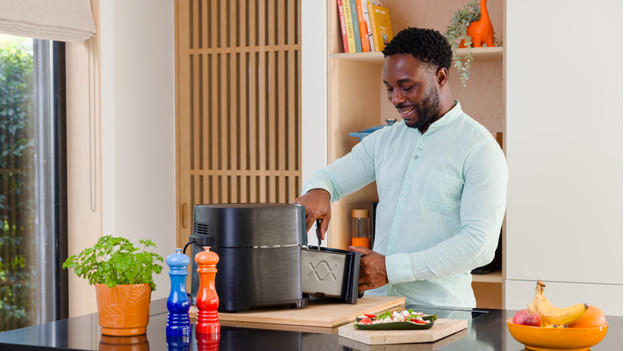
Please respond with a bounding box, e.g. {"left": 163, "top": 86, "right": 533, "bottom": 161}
{"left": 302, "top": 134, "right": 378, "bottom": 201}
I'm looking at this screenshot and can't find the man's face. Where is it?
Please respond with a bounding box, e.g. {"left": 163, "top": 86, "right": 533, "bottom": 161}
{"left": 383, "top": 54, "right": 441, "bottom": 130}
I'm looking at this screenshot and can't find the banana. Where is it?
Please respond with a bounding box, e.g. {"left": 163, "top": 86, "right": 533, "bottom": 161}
{"left": 528, "top": 280, "right": 588, "bottom": 326}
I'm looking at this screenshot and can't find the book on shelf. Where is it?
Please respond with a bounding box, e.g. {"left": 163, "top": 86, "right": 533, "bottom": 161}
{"left": 362, "top": 0, "right": 382, "bottom": 52}
{"left": 337, "top": 0, "right": 358, "bottom": 53}
{"left": 347, "top": 0, "right": 362, "bottom": 52}
{"left": 336, "top": 0, "right": 349, "bottom": 52}
{"left": 355, "top": 0, "right": 371, "bottom": 52}
{"left": 368, "top": 2, "right": 393, "bottom": 52}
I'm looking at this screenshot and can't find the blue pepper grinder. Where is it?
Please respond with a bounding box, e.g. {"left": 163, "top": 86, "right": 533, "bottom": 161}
{"left": 166, "top": 248, "right": 191, "bottom": 337}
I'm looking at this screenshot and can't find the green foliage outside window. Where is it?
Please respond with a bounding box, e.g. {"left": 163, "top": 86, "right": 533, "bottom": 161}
{"left": 0, "top": 38, "right": 34, "bottom": 332}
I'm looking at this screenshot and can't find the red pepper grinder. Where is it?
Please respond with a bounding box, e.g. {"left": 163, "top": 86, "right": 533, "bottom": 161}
{"left": 194, "top": 246, "right": 220, "bottom": 335}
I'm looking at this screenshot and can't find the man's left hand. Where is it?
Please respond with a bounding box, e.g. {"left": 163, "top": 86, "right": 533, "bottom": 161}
{"left": 349, "top": 246, "right": 389, "bottom": 292}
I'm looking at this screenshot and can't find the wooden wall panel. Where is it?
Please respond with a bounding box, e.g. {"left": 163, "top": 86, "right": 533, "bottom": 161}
{"left": 176, "top": 0, "right": 302, "bottom": 246}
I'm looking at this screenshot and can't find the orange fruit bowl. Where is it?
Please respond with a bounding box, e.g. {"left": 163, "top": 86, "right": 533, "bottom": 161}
{"left": 506, "top": 319, "right": 608, "bottom": 351}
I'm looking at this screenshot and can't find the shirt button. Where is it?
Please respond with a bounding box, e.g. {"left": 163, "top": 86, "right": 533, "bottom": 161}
{"left": 400, "top": 196, "right": 406, "bottom": 201}
{"left": 417, "top": 147, "right": 422, "bottom": 151}
{"left": 414, "top": 155, "right": 419, "bottom": 159}
{"left": 406, "top": 174, "right": 411, "bottom": 179}
{"left": 420, "top": 139, "right": 424, "bottom": 143}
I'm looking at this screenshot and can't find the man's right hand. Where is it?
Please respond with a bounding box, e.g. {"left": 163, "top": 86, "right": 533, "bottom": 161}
{"left": 349, "top": 246, "right": 388, "bottom": 292}
{"left": 294, "top": 189, "right": 331, "bottom": 238}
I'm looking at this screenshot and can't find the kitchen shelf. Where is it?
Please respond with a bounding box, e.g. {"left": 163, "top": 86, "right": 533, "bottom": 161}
{"left": 331, "top": 47, "right": 503, "bottom": 63}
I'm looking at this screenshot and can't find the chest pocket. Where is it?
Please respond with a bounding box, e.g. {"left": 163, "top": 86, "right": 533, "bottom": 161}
{"left": 422, "top": 170, "right": 463, "bottom": 213}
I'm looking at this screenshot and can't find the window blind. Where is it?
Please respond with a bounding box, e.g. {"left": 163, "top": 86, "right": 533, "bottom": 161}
{"left": 0, "top": 0, "right": 95, "bottom": 42}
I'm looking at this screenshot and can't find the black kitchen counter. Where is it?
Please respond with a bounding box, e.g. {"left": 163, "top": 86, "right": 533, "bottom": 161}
{"left": 0, "top": 299, "right": 620, "bottom": 350}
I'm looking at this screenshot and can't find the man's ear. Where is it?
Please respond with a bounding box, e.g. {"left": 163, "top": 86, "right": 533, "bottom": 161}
{"left": 435, "top": 67, "right": 449, "bottom": 87}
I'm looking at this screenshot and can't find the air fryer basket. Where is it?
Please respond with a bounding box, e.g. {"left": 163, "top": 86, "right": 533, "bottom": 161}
{"left": 300, "top": 247, "right": 361, "bottom": 304}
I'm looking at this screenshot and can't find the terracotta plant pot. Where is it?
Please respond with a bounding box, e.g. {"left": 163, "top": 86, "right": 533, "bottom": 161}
{"left": 95, "top": 283, "right": 152, "bottom": 336}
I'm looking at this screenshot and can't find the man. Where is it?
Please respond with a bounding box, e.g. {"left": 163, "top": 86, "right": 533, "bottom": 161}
{"left": 295, "top": 27, "right": 507, "bottom": 308}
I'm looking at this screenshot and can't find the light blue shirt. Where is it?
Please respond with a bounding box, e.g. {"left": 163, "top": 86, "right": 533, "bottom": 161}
{"left": 303, "top": 102, "right": 508, "bottom": 308}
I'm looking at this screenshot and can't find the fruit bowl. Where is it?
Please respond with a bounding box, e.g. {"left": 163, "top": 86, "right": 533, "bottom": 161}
{"left": 506, "top": 319, "right": 608, "bottom": 351}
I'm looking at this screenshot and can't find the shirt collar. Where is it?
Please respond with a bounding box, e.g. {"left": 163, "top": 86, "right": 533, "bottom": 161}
{"left": 424, "top": 100, "right": 462, "bottom": 134}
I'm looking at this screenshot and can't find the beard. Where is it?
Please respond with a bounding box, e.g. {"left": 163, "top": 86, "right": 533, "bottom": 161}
{"left": 401, "top": 84, "right": 440, "bottom": 130}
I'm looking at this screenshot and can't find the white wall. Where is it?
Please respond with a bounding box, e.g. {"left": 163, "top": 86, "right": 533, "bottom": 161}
{"left": 301, "top": 0, "right": 328, "bottom": 186}
{"left": 301, "top": 0, "right": 328, "bottom": 246}
{"left": 505, "top": 0, "right": 622, "bottom": 315}
{"left": 100, "top": 0, "right": 176, "bottom": 300}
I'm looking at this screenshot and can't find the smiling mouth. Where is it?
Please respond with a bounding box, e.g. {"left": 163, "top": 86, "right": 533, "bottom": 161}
{"left": 398, "top": 106, "right": 415, "bottom": 117}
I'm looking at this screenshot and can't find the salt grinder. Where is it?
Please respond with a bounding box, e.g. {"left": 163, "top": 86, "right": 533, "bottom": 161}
{"left": 195, "top": 246, "right": 220, "bottom": 335}
{"left": 166, "top": 248, "right": 192, "bottom": 337}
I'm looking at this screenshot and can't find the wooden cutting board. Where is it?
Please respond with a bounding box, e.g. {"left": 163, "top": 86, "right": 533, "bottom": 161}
{"left": 338, "top": 318, "right": 468, "bottom": 345}
{"left": 189, "top": 295, "right": 404, "bottom": 328}
{"left": 339, "top": 328, "right": 469, "bottom": 350}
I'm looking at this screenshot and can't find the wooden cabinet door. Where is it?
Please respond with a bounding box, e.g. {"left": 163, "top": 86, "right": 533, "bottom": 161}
{"left": 175, "top": 0, "right": 302, "bottom": 247}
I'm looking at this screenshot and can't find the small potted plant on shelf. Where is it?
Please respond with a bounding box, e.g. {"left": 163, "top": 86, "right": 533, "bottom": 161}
{"left": 63, "top": 235, "right": 164, "bottom": 336}
{"left": 445, "top": 0, "right": 497, "bottom": 87}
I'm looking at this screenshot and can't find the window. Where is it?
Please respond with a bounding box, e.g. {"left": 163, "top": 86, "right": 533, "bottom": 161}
{"left": 0, "top": 35, "right": 67, "bottom": 331}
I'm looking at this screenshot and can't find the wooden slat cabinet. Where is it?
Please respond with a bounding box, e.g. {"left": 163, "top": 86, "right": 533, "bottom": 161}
{"left": 175, "top": 0, "right": 302, "bottom": 248}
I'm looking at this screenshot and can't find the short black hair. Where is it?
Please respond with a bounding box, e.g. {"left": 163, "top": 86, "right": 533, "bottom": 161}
{"left": 382, "top": 27, "right": 452, "bottom": 71}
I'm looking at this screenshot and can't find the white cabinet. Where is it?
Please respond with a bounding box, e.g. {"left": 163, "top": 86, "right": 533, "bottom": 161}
{"left": 505, "top": 0, "right": 622, "bottom": 315}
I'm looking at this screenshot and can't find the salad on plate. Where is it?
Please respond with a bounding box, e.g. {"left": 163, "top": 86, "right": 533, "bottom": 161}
{"left": 354, "top": 309, "right": 438, "bottom": 330}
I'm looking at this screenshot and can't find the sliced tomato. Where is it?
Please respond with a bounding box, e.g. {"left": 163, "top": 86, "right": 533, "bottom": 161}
{"left": 359, "top": 317, "right": 372, "bottom": 325}
{"left": 364, "top": 313, "right": 377, "bottom": 319}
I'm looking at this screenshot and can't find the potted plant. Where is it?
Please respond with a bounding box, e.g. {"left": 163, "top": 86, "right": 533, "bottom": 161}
{"left": 445, "top": 0, "right": 498, "bottom": 87}
{"left": 63, "top": 235, "right": 164, "bottom": 336}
